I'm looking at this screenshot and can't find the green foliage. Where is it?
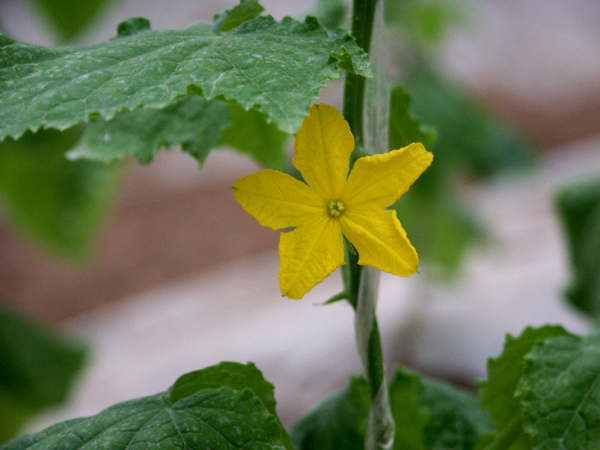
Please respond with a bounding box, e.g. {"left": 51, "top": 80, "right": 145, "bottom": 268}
{"left": 3, "top": 362, "right": 287, "bottom": 450}
{"left": 390, "top": 85, "right": 483, "bottom": 275}
{"left": 67, "top": 96, "right": 230, "bottom": 165}
{"left": 291, "top": 375, "right": 369, "bottom": 450}
{"left": 219, "top": 104, "right": 290, "bottom": 171}
{"left": 68, "top": 96, "right": 288, "bottom": 169}
{"left": 479, "top": 326, "right": 572, "bottom": 431}
{"left": 0, "top": 305, "right": 86, "bottom": 444}
{"left": 0, "top": 127, "right": 120, "bottom": 257}
{"left": 517, "top": 333, "right": 600, "bottom": 449}
{"left": 29, "top": 0, "right": 118, "bottom": 41}
{"left": 311, "top": 0, "right": 349, "bottom": 30}
{"left": 291, "top": 368, "right": 492, "bottom": 450}
{"left": 213, "top": 0, "right": 265, "bottom": 33}
{"left": 170, "top": 362, "right": 293, "bottom": 450}
{"left": 0, "top": 14, "right": 371, "bottom": 142}
{"left": 556, "top": 177, "right": 600, "bottom": 320}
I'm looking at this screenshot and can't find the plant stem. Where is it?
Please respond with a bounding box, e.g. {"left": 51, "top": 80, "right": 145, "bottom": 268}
{"left": 342, "top": 1, "right": 395, "bottom": 449}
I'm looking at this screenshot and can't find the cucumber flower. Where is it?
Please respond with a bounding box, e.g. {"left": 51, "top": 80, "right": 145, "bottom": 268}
{"left": 233, "top": 104, "right": 433, "bottom": 299}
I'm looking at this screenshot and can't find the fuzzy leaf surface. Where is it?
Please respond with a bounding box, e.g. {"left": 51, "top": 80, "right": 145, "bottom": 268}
{"left": 0, "top": 15, "right": 371, "bottom": 141}
{"left": 517, "top": 333, "right": 600, "bottom": 449}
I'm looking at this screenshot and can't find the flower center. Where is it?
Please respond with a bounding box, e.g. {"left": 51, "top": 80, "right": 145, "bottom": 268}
{"left": 327, "top": 200, "right": 346, "bottom": 218}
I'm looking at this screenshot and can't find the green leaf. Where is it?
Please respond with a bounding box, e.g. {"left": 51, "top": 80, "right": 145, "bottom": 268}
{"left": 0, "top": 127, "right": 120, "bottom": 257}
{"left": 389, "top": 85, "right": 437, "bottom": 150}
{"left": 29, "top": 0, "right": 118, "bottom": 41}
{"left": 67, "top": 96, "right": 230, "bottom": 165}
{"left": 219, "top": 103, "right": 289, "bottom": 170}
{"left": 116, "top": 17, "right": 151, "bottom": 38}
{"left": 479, "top": 326, "right": 572, "bottom": 430}
{"left": 419, "top": 378, "right": 493, "bottom": 450}
{"left": 170, "top": 362, "right": 293, "bottom": 450}
{"left": 388, "top": 368, "right": 429, "bottom": 450}
{"left": 213, "top": 0, "right": 266, "bottom": 33}
{"left": 0, "top": 305, "right": 86, "bottom": 444}
{"left": 292, "top": 369, "right": 492, "bottom": 450}
{"left": 310, "top": 0, "right": 349, "bottom": 30}
{"left": 67, "top": 97, "right": 288, "bottom": 169}
{"left": 170, "top": 362, "right": 276, "bottom": 414}
{"left": 555, "top": 177, "right": 600, "bottom": 321}
{"left": 4, "top": 364, "right": 287, "bottom": 450}
{"left": 517, "top": 333, "right": 600, "bottom": 449}
{"left": 0, "top": 15, "right": 371, "bottom": 142}
{"left": 291, "top": 375, "right": 369, "bottom": 450}
{"left": 478, "top": 326, "right": 573, "bottom": 450}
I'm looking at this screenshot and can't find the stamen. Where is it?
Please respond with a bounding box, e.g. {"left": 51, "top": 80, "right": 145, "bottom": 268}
{"left": 328, "top": 200, "right": 346, "bottom": 218}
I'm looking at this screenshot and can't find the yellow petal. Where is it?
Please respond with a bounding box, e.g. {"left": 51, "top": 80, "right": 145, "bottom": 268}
{"left": 342, "top": 142, "right": 432, "bottom": 208}
{"left": 293, "top": 104, "right": 354, "bottom": 199}
{"left": 233, "top": 169, "right": 324, "bottom": 230}
{"left": 340, "top": 206, "right": 418, "bottom": 276}
{"left": 279, "top": 215, "right": 345, "bottom": 299}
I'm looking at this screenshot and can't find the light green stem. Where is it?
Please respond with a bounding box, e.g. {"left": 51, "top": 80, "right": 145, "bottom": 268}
{"left": 342, "top": 0, "right": 395, "bottom": 449}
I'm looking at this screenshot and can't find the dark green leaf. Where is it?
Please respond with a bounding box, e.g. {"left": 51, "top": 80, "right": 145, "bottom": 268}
{"left": 291, "top": 375, "right": 369, "bottom": 450}
{"left": 478, "top": 326, "right": 573, "bottom": 450}
{"left": 0, "top": 305, "right": 86, "bottom": 443}
{"left": 116, "top": 17, "right": 151, "bottom": 38}
{"left": 556, "top": 177, "right": 600, "bottom": 320}
{"left": 219, "top": 104, "right": 289, "bottom": 170}
{"left": 310, "top": 0, "right": 349, "bottom": 30}
{"left": 517, "top": 333, "right": 600, "bottom": 449}
{"left": 67, "top": 96, "right": 230, "bottom": 165}
{"left": 0, "top": 15, "right": 371, "bottom": 141}
{"left": 29, "top": 0, "right": 118, "bottom": 41}
{"left": 388, "top": 368, "right": 429, "bottom": 450}
{"left": 213, "top": 0, "right": 265, "bottom": 33}
{"left": 406, "top": 77, "right": 533, "bottom": 179}
{"left": 0, "top": 128, "right": 120, "bottom": 257}
{"left": 3, "top": 386, "right": 286, "bottom": 450}
{"left": 171, "top": 362, "right": 276, "bottom": 414}
{"left": 420, "top": 378, "right": 493, "bottom": 450}
{"left": 170, "top": 362, "right": 292, "bottom": 450}
{"left": 389, "top": 85, "right": 437, "bottom": 150}
{"left": 479, "top": 326, "right": 572, "bottom": 430}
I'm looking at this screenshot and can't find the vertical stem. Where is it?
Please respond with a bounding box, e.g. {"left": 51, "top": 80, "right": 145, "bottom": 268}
{"left": 342, "top": 1, "right": 395, "bottom": 449}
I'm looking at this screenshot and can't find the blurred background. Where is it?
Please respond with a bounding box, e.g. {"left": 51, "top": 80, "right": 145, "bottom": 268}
{"left": 0, "top": 0, "right": 599, "bottom": 441}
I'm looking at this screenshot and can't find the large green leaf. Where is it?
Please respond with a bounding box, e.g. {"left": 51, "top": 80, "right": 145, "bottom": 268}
{"left": 0, "top": 15, "right": 371, "bottom": 142}
{"left": 67, "top": 96, "right": 231, "bottom": 165}
{"left": 67, "top": 97, "right": 289, "bottom": 169}
{"left": 478, "top": 326, "right": 572, "bottom": 450}
{"left": 170, "top": 362, "right": 293, "bottom": 450}
{"left": 0, "top": 305, "right": 86, "bottom": 444}
{"left": 0, "top": 127, "right": 120, "bottom": 257}
{"left": 517, "top": 333, "right": 600, "bottom": 449}
{"left": 3, "top": 363, "right": 287, "bottom": 450}
{"left": 291, "top": 368, "right": 491, "bottom": 450}
{"left": 420, "top": 378, "right": 493, "bottom": 450}
{"left": 291, "top": 375, "right": 369, "bottom": 450}
{"left": 556, "top": 177, "right": 600, "bottom": 321}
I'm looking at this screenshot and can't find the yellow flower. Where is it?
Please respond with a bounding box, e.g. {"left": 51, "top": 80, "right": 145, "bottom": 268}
{"left": 233, "top": 104, "right": 433, "bottom": 299}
